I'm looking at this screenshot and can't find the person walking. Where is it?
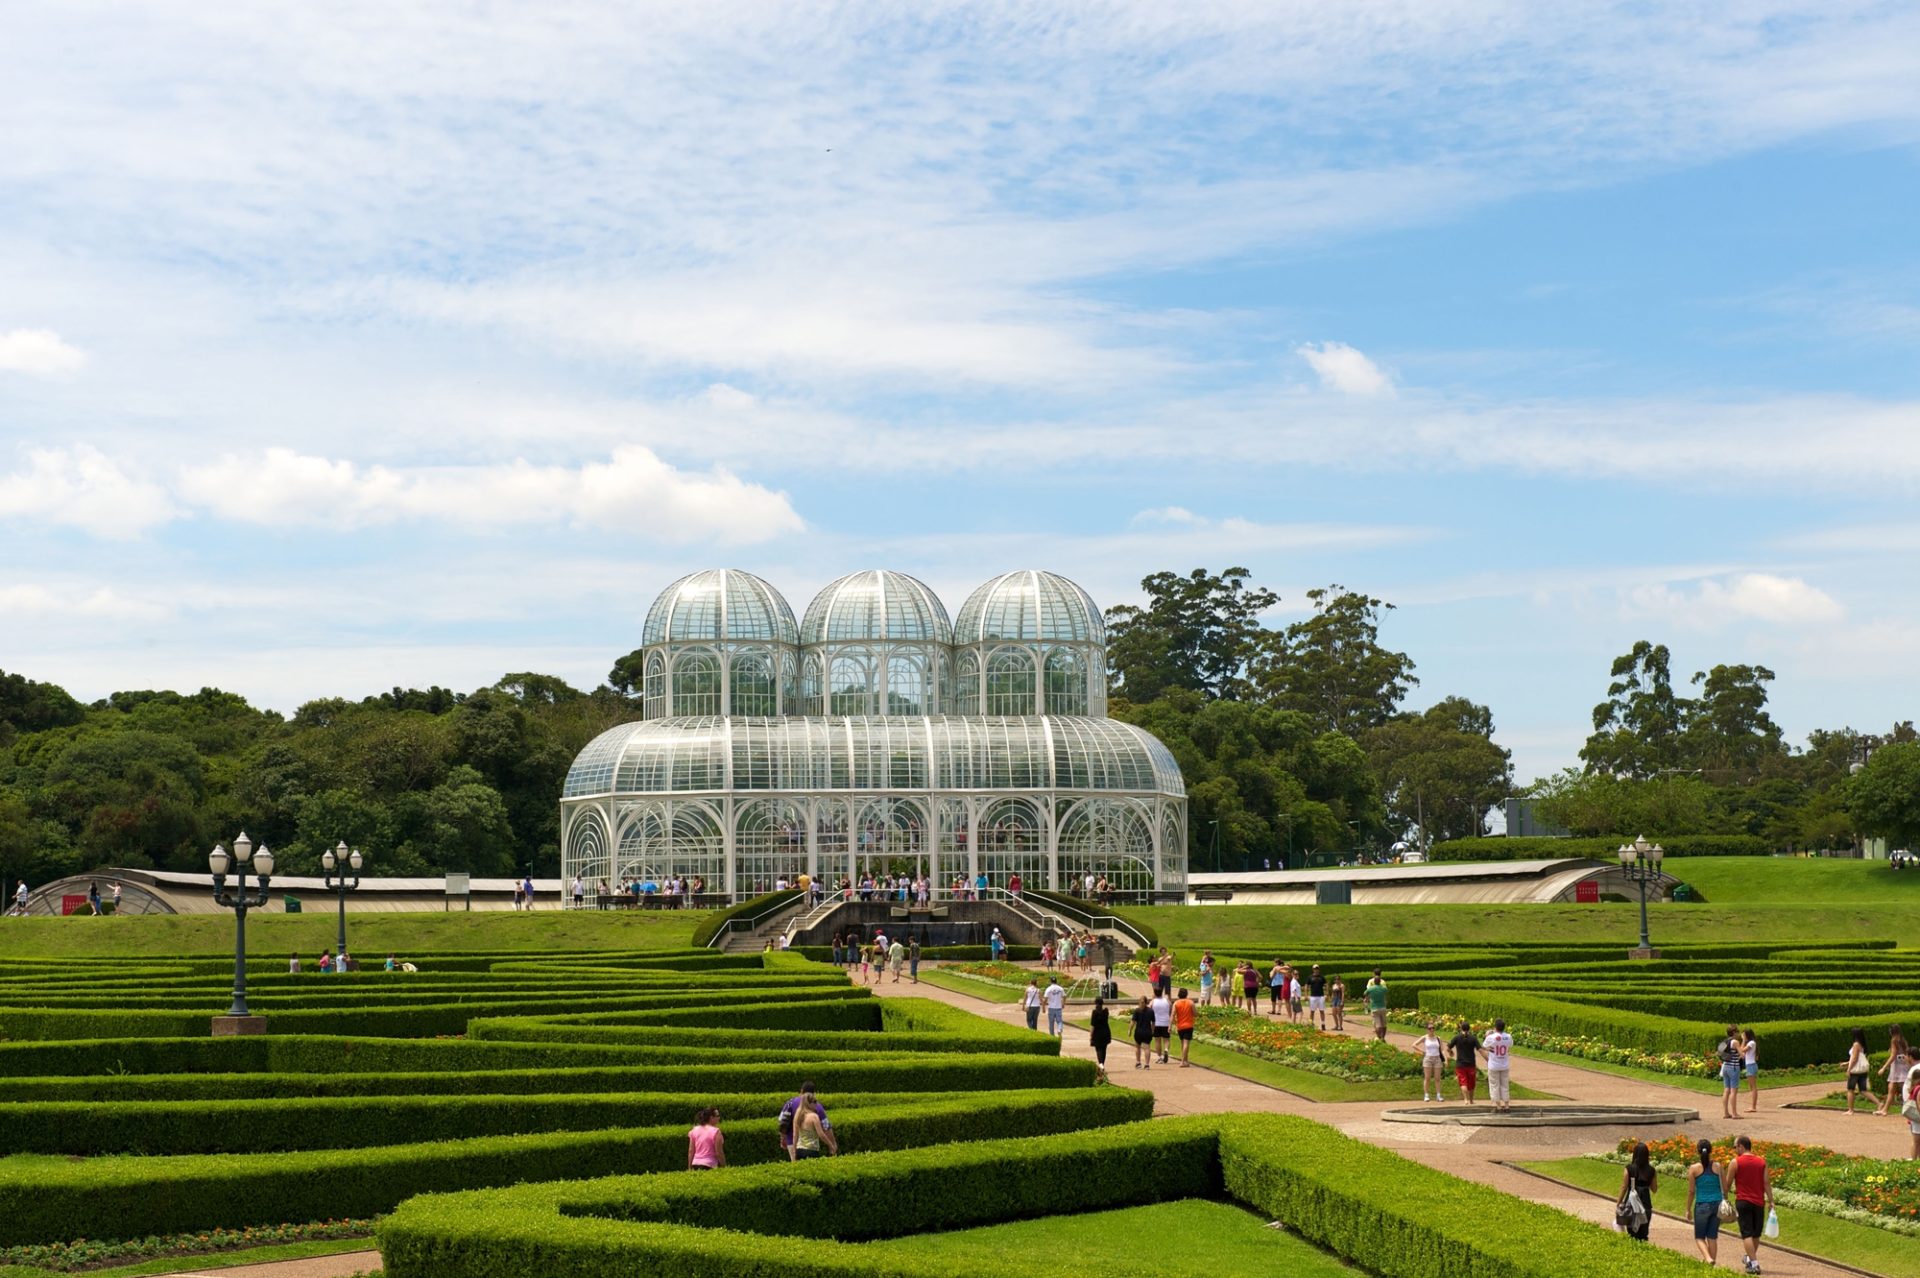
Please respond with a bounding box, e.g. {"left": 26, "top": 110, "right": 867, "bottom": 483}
{"left": 791, "top": 1099, "right": 835, "bottom": 1160}
{"left": 1449, "top": 1020, "right": 1482, "bottom": 1104}
{"left": 1874, "top": 1026, "right": 1911, "bottom": 1117}
{"left": 1150, "top": 988, "right": 1173, "bottom": 1064}
{"left": 1088, "top": 995, "right": 1112, "bottom": 1080}
{"left": 1418, "top": 1021, "right": 1447, "bottom": 1103}
{"left": 1619, "top": 1141, "right": 1657, "bottom": 1242}
{"left": 87, "top": 882, "right": 101, "bottom": 915}
{"left": 109, "top": 882, "right": 121, "bottom": 914}
{"left": 1198, "top": 953, "right": 1215, "bottom": 1007}
{"left": 1268, "top": 960, "right": 1284, "bottom": 1014}
{"left": 288, "top": 952, "right": 302, "bottom": 974}
{"left": 1743, "top": 1029, "right": 1761, "bottom": 1114}
{"left": 1485, "top": 1018, "right": 1515, "bottom": 1113}
{"left": 830, "top": 932, "right": 844, "bottom": 967}
{"left": 778, "top": 1083, "right": 834, "bottom": 1160}
{"left": 1023, "top": 979, "right": 1043, "bottom": 1032}
{"left": 1241, "top": 960, "right": 1260, "bottom": 1015}
{"left": 1172, "top": 987, "right": 1196, "bottom": 1067}
{"left": 908, "top": 934, "right": 921, "bottom": 984}
{"left": 1365, "top": 969, "right": 1390, "bottom": 1041}
{"left": 1044, "top": 975, "right": 1066, "bottom": 1037}
{"left": 1130, "top": 995, "right": 1155, "bottom": 1070}
{"left": 1905, "top": 1063, "right": 1920, "bottom": 1158}
{"left": 10, "top": 880, "right": 27, "bottom": 916}
{"left": 1717, "top": 1024, "right": 1746, "bottom": 1119}
{"left": 1307, "top": 964, "right": 1328, "bottom": 1030}
{"left": 1845, "top": 1028, "right": 1874, "bottom": 1114}
{"left": 1730, "top": 1134, "right": 1775, "bottom": 1275}
{"left": 687, "top": 1107, "right": 726, "bottom": 1170}
{"left": 1330, "top": 975, "right": 1347, "bottom": 1032}
{"left": 1685, "top": 1138, "right": 1727, "bottom": 1266}
{"left": 888, "top": 937, "right": 906, "bottom": 983}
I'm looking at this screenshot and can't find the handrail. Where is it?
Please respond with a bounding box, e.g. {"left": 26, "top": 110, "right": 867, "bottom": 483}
{"left": 703, "top": 891, "right": 806, "bottom": 949}
{"left": 1022, "top": 890, "right": 1154, "bottom": 949}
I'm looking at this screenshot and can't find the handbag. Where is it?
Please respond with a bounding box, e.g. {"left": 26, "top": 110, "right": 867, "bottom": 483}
{"left": 1718, "top": 1198, "right": 1737, "bottom": 1223}
{"left": 1614, "top": 1196, "right": 1636, "bottom": 1226}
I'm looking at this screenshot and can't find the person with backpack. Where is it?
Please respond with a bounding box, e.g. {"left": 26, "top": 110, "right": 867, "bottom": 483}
{"left": 778, "top": 1083, "right": 833, "bottom": 1160}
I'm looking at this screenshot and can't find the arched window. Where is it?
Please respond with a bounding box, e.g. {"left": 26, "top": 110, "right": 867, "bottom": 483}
{"left": 985, "top": 648, "right": 1037, "bottom": 716}
{"left": 800, "top": 654, "right": 823, "bottom": 717}
{"left": 643, "top": 653, "right": 667, "bottom": 719}
{"left": 830, "top": 654, "right": 873, "bottom": 716}
{"left": 952, "top": 650, "right": 980, "bottom": 716}
{"left": 885, "top": 654, "right": 925, "bottom": 715}
{"left": 730, "top": 650, "right": 776, "bottom": 716}
{"left": 1044, "top": 648, "right": 1086, "bottom": 716}
{"left": 671, "top": 649, "right": 721, "bottom": 716}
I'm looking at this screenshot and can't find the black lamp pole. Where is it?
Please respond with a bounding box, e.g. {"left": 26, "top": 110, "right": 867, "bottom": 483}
{"left": 321, "top": 841, "right": 363, "bottom": 966}
{"left": 210, "top": 833, "right": 274, "bottom": 1017}
{"left": 1616, "top": 833, "right": 1665, "bottom": 959}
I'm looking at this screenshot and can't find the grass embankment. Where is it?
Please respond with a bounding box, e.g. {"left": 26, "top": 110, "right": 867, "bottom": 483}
{"left": 1123, "top": 898, "right": 1920, "bottom": 951}
{"left": 858, "top": 1199, "right": 1359, "bottom": 1276}
{"left": 1516, "top": 1157, "right": 1920, "bottom": 1278}
{"left": 0, "top": 909, "right": 705, "bottom": 958}
{"left": 917, "top": 968, "right": 1026, "bottom": 1002}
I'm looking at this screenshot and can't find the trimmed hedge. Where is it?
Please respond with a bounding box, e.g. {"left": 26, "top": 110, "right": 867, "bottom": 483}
{"left": 375, "top": 1114, "right": 1704, "bottom": 1278}
{"left": 1429, "top": 834, "right": 1771, "bottom": 862}
{"left": 0, "top": 1088, "right": 1152, "bottom": 1246}
{"left": 2, "top": 1052, "right": 1096, "bottom": 1104}
{"left": 690, "top": 889, "right": 800, "bottom": 948}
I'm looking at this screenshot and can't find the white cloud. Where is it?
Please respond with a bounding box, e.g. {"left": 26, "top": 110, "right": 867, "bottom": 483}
{"left": 0, "top": 583, "right": 168, "bottom": 622}
{"left": 1296, "top": 341, "right": 1396, "bottom": 397}
{"left": 1621, "top": 573, "right": 1844, "bottom": 629}
{"left": 0, "top": 446, "right": 177, "bottom": 538}
{"left": 174, "top": 446, "right": 803, "bottom": 543}
{"left": 0, "top": 328, "right": 85, "bottom": 375}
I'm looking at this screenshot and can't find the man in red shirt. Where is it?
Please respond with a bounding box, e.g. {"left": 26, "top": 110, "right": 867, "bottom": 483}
{"left": 1730, "top": 1134, "right": 1775, "bottom": 1275}
{"left": 1171, "top": 987, "right": 1197, "bottom": 1067}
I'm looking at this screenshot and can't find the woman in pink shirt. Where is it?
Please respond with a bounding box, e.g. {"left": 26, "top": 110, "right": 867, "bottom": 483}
{"left": 686, "top": 1107, "right": 725, "bottom": 1170}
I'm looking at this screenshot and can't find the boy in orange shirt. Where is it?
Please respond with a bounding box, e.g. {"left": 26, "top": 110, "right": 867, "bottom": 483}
{"left": 1172, "top": 987, "right": 1198, "bottom": 1067}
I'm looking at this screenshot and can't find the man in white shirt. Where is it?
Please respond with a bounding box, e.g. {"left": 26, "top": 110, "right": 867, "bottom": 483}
{"left": 571, "top": 875, "right": 584, "bottom": 909}
{"left": 13, "top": 880, "right": 28, "bottom": 915}
{"left": 1484, "top": 1017, "right": 1515, "bottom": 1112}
{"left": 1044, "top": 976, "right": 1066, "bottom": 1036}
{"left": 1082, "top": 872, "right": 1095, "bottom": 898}
{"left": 1150, "top": 991, "right": 1173, "bottom": 1064}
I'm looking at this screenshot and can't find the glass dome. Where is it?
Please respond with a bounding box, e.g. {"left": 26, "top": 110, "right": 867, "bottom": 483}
{"left": 642, "top": 569, "right": 799, "bottom": 647}
{"left": 954, "top": 570, "right": 1104, "bottom": 645}
{"left": 800, "top": 570, "right": 952, "bottom": 645}
{"left": 798, "top": 570, "right": 953, "bottom": 715}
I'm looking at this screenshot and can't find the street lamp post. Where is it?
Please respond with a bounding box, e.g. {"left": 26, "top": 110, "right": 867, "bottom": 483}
{"left": 209, "top": 832, "right": 274, "bottom": 1033}
{"left": 321, "top": 842, "right": 363, "bottom": 969}
{"left": 1616, "top": 834, "right": 1665, "bottom": 960}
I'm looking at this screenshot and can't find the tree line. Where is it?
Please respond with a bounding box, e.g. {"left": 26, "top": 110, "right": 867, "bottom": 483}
{"left": 3, "top": 568, "right": 1915, "bottom": 889}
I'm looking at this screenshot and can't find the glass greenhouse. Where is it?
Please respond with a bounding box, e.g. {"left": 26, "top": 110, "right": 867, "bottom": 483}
{"left": 561, "top": 569, "right": 1188, "bottom": 900}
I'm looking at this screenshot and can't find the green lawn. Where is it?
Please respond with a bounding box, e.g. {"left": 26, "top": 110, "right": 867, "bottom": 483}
{"left": 0, "top": 908, "right": 703, "bottom": 958}
{"left": 1123, "top": 900, "right": 1920, "bottom": 950}
{"left": 917, "top": 968, "right": 1026, "bottom": 1002}
{"left": 1650, "top": 857, "right": 1920, "bottom": 906}
{"left": 1517, "top": 1156, "right": 1920, "bottom": 1278}
{"left": 858, "top": 1200, "right": 1358, "bottom": 1275}
{"left": 1175, "top": 1038, "right": 1555, "bottom": 1103}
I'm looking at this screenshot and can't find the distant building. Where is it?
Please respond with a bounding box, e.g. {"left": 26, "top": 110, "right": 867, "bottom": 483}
{"left": 1503, "top": 798, "right": 1570, "bottom": 839}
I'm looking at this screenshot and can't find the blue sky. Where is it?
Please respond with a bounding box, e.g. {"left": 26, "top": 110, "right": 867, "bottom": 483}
{"left": 2, "top": 2, "right": 1917, "bottom": 781}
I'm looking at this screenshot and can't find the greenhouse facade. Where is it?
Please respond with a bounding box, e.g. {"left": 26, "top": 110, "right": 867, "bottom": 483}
{"left": 560, "top": 569, "right": 1188, "bottom": 900}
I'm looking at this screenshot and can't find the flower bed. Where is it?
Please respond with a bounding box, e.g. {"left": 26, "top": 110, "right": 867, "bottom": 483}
{"left": 1612, "top": 1136, "right": 1920, "bottom": 1227}
{"left": 0, "top": 1218, "right": 373, "bottom": 1272}
{"left": 1389, "top": 1014, "right": 1839, "bottom": 1081}
{"left": 940, "top": 961, "right": 1039, "bottom": 988}
{"left": 1193, "top": 1007, "right": 1420, "bottom": 1082}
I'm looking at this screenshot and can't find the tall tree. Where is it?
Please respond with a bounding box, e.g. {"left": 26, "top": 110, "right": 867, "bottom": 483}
{"left": 1848, "top": 742, "right": 1920, "bottom": 851}
{"left": 1366, "top": 697, "right": 1511, "bottom": 844}
{"left": 1104, "top": 568, "right": 1279, "bottom": 703}
{"left": 1258, "top": 586, "right": 1416, "bottom": 736}
{"left": 1684, "top": 663, "right": 1784, "bottom": 780}
{"left": 1581, "top": 641, "right": 1685, "bottom": 778}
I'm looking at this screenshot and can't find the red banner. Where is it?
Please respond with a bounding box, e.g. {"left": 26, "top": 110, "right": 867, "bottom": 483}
{"left": 60, "top": 895, "right": 89, "bottom": 915}
{"left": 1574, "top": 880, "right": 1599, "bottom": 904}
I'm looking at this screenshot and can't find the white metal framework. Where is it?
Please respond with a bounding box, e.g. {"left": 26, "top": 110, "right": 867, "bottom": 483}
{"left": 561, "top": 715, "right": 1187, "bottom": 900}
{"left": 567, "top": 568, "right": 1185, "bottom": 900}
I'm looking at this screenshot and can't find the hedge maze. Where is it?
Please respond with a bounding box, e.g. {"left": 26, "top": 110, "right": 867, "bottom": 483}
{"left": 0, "top": 949, "right": 1142, "bottom": 1248}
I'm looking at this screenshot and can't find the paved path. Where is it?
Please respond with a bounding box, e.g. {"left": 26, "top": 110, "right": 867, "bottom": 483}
{"left": 172, "top": 1250, "right": 378, "bottom": 1278}
{"left": 877, "top": 966, "right": 1913, "bottom": 1277}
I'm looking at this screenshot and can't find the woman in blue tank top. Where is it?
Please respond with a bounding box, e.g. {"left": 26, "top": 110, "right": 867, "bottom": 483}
{"left": 1686, "top": 1138, "right": 1725, "bottom": 1265}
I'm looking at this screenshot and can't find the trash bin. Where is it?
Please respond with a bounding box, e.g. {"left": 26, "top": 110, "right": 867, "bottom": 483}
{"left": 283, "top": 896, "right": 303, "bottom": 913}
{"left": 1671, "top": 883, "right": 1692, "bottom": 902}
